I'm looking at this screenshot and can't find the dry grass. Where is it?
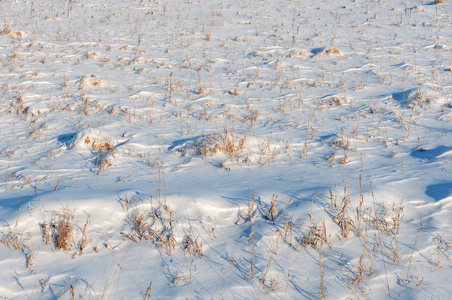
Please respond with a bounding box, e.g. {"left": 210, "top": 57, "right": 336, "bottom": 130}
{"left": 246, "top": 192, "right": 256, "bottom": 223}
{"left": 352, "top": 242, "right": 375, "bottom": 291}
{"left": 326, "top": 49, "right": 341, "bottom": 56}
{"left": 25, "top": 246, "right": 35, "bottom": 269}
{"left": 313, "top": 48, "right": 341, "bottom": 58}
{"left": 256, "top": 255, "right": 274, "bottom": 298}
{"left": 1, "top": 219, "right": 22, "bottom": 250}
{"left": 373, "top": 200, "right": 404, "bottom": 237}
{"left": 54, "top": 211, "right": 75, "bottom": 250}
{"left": 58, "top": 285, "right": 75, "bottom": 299}
{"left": 85, "top": 138, "right": 114, "bottom": 151}
{"left": 80, "top": 78, "right": 102, "bottom": 88}
{"left": 324, "top": 148, "right": 337, "bottom": 168}
{"left": 266, "top": 276, "right": 281, "bottom": 293}
{"left": 78, "top": 220, "right": 89, "bottom": 256}
{"left": 84, "top": 138, "right": 115, "bottom": 174}
{"left": 334, "top": 193, "right": 353, "bottom": 238}
{"left": 194, "top": 128, "right": 246, "bottom": 162}
{"left": 183, "top": 234, "right": 202, "bottom": 258}
{"left": 0, "top": 0, "right": 448, "bottom": 298}
{"left": 408, "top": 89, "right": 429, "bottom": 107}
{"left": 1, "top": 218, "right": 36, "bottom": 269}
{"left": 281, "top": 216, "right": 294, "bottom": 247}
{"left": 40, "top": 209, "right": 89, "bottom": 253}
{"left": 123, "top": 202, "right": 181, "bottom": 256}
{"left": 302, "top": 218, "right": 329, "bottom": 249}
{"left": 266, "top": 194, "right": 278, "bottom": 224}
{"left": 1, "top": 28, "right": 23, "bottom": 37}
{"left": 125, "top": 210, "right": 160, "bottom": 243}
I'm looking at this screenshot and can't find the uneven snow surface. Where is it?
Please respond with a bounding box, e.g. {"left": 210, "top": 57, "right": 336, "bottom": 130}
{"left": 1, "top": 0, "right": 452, "bottom": 299}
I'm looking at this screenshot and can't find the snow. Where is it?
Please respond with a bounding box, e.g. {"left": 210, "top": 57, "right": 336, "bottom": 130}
{"left": 0, "top": 0, "right": 452, "bottom": 299}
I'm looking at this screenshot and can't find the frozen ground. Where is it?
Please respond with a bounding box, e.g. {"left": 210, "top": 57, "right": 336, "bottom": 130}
{"left": 0, "top": 0, "right": 452, "bottom": 299}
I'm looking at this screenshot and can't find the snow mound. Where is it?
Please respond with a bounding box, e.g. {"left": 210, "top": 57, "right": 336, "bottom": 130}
{"left": 62, "top": 128, "right": 115, "bottom": 151}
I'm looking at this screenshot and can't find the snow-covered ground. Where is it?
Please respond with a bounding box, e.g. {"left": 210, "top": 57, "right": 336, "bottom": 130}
{"left": 1, "top": 0, "right": 451, "bottom": 299}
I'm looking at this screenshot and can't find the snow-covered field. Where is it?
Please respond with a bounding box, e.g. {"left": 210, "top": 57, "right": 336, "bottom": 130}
{"left": 1, "top": 0, "right": 451, "bottom": 298}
